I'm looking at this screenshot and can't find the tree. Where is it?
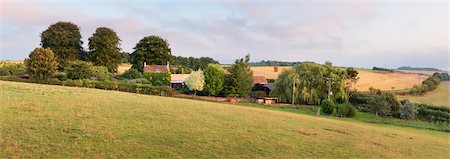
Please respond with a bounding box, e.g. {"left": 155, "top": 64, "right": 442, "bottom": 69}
{"left": 41, "top": 21, "right": 83, "bottom": 67}
{"left": 400, "top": 100, "right": 417, "bottom": 120}
{"left": 25, "top": 48, "right": 59, "bottom": 80}
{"left": 172, "top": 56, "right": 219, "bottom": 70}
{"left": 130, "top": 35, "right": 172, "bottom": 72}
{"left": 229, "top": 54, "right": 253, "bottom": 97}
{"left": 271, "top": 62, "right": 347, "bottom": 105}
{"left": 88, "top": 27, "right": 121, "bottom": 72}
{"left": 368, "top": 94, "right": 391, "bottom": 117}
{"left": 185, "top": 70, "right": 205, "bottom": 95}
{"left": 203, "top": 64, "right": 225, "bottom": 96}
{"left": 65, "top": 60, "right": 93, "bottom": 80}
{"left": 222, "top": 74, "right": 238, "bottom": 97}
{"left": 121, "top": 52, "right": 131, "bottom": 63}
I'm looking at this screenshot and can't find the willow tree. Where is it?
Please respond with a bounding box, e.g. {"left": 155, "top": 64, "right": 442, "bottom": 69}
{"left": 271, "top": 62, "right": 347, "bottom": 105}
{"left": 88, "top": 27, "right": 121, "bottom": 72}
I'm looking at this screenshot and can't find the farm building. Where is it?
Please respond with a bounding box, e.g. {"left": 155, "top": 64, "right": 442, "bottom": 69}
{"left": 253, "top": 76, "right": 268, "bottom": 84}
{"left": 143, "top": 61, "right": 170, "bottom": 73}
{"left": 170, "top": 74, "right": 190, "bottom": 89}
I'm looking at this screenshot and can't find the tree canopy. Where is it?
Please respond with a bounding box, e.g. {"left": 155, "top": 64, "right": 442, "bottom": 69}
{"left": 41, "top": 21, "right": 83, "bottom": 67}
{"left": 172, "top": 56, "right": 219, "bottom": 70}
{"left": 203, "top": 64, "right": 224, "bottom": 96}
{"left": 185, "top": 70, "right": 205, "bottom": 95}
{"left": 271, "top": 62, "right": 347, "bottom": 105}
{"left": 131, "top": 35, "right": 172, "bottom": 72}
{"left": 88, "top": 27, "right": 121, "bottom": 72}
{"left": 228, "top": 54, "right": 253, "bottom": 97}
{"left": 25, "top": 48, "right": 59, "bottom": 80}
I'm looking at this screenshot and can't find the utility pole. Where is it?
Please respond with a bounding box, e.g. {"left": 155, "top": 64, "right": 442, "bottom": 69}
{"left": 327, "top": 77, "right": 333, "bottom": 101}
{"left": 292, "top": 78, "right": 295, "bottom": 105}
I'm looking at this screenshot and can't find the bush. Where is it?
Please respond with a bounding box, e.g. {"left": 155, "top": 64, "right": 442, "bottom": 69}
{"left": 320, "top": 99, "right": 335, "bottom": 115}
{"left": 63, "top": 80, "right": 83, "bottom": 87}
{"left": 124, "top": 78, "right": 150, "bottom": 84}
{"left": 66, "top": 60, "right": 93, "bottom": 80}
{"left": 416, "top": 103, "right": 450, "bottom": 123}
{"left": 400, "top": 100, "right": 418, "bottom": 120}
{"left": 143, "top": 72, "right": 171, "bottom": 86}
{"left": 94, "top": 80, "right": 118, "bottom": 90}
{"left": 118, "top": 69, "right": 142, "bottom": 79}
{"left": 368, "top": 94, "right": 391, "bottom": 117}
{"left": 55, "top": 72, "right": 66, "bottom": 80}
{"left": 0, "top": 62, "right": 26, "bottom": 76}
{"left": 25, "top": 48, "right": 59, "bottom": 79}
{"left": 81, "top": 79, "right": 96, "bottom": 88}
{"left": 90, "top": 66, "right": 111, "bottom": 81}
{"left": 335, "top": 103, "right": 356, "bottom": 117}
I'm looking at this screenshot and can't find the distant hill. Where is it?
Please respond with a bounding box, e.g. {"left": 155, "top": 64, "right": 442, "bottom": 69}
{"left": 250, "top": 60, "right": 301, "bottom": 66}
{"left": 398, "top": 66, "right": 441, "bottom": 71}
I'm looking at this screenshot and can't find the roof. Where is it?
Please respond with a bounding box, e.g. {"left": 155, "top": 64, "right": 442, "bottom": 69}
{"left": 253, "top": 76, "right": 268, "bottom": 84}
{"left": 144, "top": 65, "right": 169, "bottom": 73}
{"left": 171, "top": 74, "right": 190, "bottom": 83}
{"left": 264, "top": 83, "right": 274, "bottom": 90}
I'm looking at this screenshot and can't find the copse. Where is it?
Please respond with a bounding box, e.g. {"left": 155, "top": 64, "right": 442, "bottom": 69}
{"left": 41, "top": 21, "right": 83, "bottom": 67}
{"left": 271, "top": 62, "right": 347, "bottom": 105}
{"left": 130, "top": 35, "right": 172, "bottom": 72}
{"left": 25, "top": 48, "right": 59, "bottom": 80}
{"left": 88, "top": 27, "right": 121, "bottom": 72}
{"left": 203, "top": 64, "right": 224, "bottom": 96}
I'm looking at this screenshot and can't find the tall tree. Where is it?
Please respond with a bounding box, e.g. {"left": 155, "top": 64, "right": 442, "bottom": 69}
{"left": 25, "top": 48, "right": 59, "bottom": 80}
{"left": 41, "top": 21, "right": 83, "bottom": 67}
{"left": 203, "top": 64, "right": 224, "bottom": 96}
{"left": 131, "top": 35, "right": 172, "bottom": 72}
{"left": 229, "top": 54, "right": 253, "bottom": 97}
{"left": 88, "top": 27, "right": 121, "bottom": 72}
{"left": 185, "top": 70, "right": 205, "bottom": 95}
{"left": 271, "top": 62, "right": 347, "bottom": 105}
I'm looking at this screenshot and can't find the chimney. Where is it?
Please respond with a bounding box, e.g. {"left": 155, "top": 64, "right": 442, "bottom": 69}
{"left": 144, "top": 62, "right": 147, "bottom": 68}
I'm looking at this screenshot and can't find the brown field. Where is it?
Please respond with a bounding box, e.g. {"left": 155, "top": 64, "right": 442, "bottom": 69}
{"left": 250, "top": 66, "right": 429, "bottom": 91}
{"left": 354, "top": 69, "right": 426, "bottom": 91}
{"left": 117, "top": 63, "right": 132, "bottom": 74}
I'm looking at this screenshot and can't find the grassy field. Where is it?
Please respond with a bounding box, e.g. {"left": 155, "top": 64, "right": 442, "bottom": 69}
{"left": 397, "top": 82, "right": 450, "bottom": 107}
{"left": 1, "top": 81, "right": 449, "bottom": 158}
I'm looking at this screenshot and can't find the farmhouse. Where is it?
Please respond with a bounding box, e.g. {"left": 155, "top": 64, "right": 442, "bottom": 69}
{"left": 143, "top": 61, "right": 169, "bottom": 73}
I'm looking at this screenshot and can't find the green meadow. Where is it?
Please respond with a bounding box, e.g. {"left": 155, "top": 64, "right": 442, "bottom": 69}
{"left": 1, "top": 81, "right": 449, "bottom": 158}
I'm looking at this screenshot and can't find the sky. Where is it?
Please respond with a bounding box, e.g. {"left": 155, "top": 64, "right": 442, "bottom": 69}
{"left": 0, "top": 0, "right": 448, "bottom": 70}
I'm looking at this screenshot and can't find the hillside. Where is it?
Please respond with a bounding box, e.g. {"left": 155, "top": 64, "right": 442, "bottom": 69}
{"left": 397, "top": 82, "right": 450, "bottom": 107}
{"left": 1, "top": 81, "right": 449, "bottom": 158}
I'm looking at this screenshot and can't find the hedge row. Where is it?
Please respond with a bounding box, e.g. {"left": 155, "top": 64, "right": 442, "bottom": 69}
{"left": 416, "top": 103, "right": 450, "bottom": 123}
{"left": 0, "top": 75, "right": 172, "bottom": 96}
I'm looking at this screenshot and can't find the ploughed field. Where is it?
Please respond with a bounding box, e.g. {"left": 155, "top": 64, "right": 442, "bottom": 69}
{"left": 1, "top": 81, "right": 448, "bottom": 158}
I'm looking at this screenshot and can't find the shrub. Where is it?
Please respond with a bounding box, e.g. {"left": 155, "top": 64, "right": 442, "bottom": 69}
{"left": 335, "top": 103, "right": 356, "bottom": 117}
{"left": 55, "top": 72, "right": 66, "bottom": 80}
{"left": 416, "top": 103, "right": 450, "bottom": 123}
{"left": 368, "top": 94, "right": 391, "bottom": 117}
{"left": 143, "top": 72, "right": 171, "bottom": 86}
{"left": 25, "top": 48, "right": 59, "bottom": 79}
{"left": 94, "top": 80, "right": 118, "bottom": 90}
{"left": 66, "top": 60, "right": 93, "bottom": 80}
{"left": 63, "top": 80, "right": 83, "bottom": 87}
{"left": 400, "top": 100, "right": 418, "bottom": 120}
{"left": 0, "top": 62, "right": 26, "bottom": 76}
{"left": 125, "top": 78, "right": 150, "bottom": 85}
{"left": 320, "top": 99, "right": 335, "bottom": 115}
{"left": 81, "top": 79, "right": 96, "bottom": 88}
{"left": 90, "top": 66, "right": 111, "bottom": 81}
{"left": 118, "top": 69, "right": 142, "bottom": 79}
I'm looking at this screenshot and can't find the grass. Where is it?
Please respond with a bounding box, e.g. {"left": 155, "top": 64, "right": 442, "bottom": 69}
{"left": 397, "top": 82, "right": 450, "bottom": 107}
{"left": 1, "top": 81, "right": 449, "bottom": 158}
{"left": 237, "top": 103, "right": 450, "bottom": 132}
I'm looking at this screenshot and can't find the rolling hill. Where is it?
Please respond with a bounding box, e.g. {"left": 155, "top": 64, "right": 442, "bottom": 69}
{"left": 0, "top": 81, "right": 448, "bottom": 158}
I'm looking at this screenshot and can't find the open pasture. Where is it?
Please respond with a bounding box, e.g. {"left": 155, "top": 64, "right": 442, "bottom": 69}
{"left": 0, "top": 81, "right": 448, "bottom": 158}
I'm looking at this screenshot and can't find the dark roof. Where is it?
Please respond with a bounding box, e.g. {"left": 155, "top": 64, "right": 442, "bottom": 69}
{"left": 264, "top": 83, "right": 274, "bottom": 91}
{"left": 143, "top": 65, "right": 169, "bottom": 72}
